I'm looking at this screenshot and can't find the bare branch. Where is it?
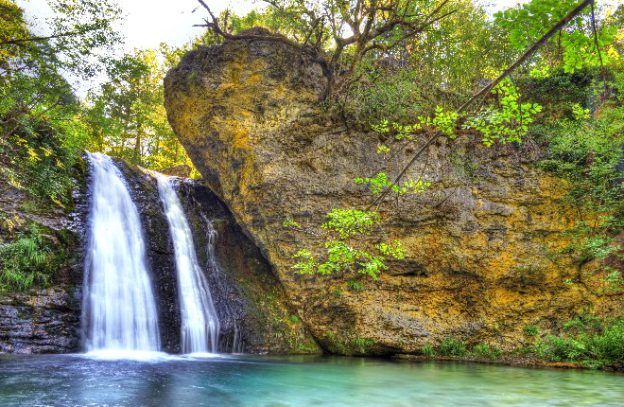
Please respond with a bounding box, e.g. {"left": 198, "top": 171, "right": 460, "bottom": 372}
{"left": 0, "top": 26, "right": 100, "bottom": 46}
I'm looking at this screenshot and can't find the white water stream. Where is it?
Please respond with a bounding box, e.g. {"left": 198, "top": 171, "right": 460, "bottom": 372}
{"left": 157, "top": 175, "right": 220, "bottom": 353}
{"left": 82, "top": 153, "right": 161, "bottom": 355}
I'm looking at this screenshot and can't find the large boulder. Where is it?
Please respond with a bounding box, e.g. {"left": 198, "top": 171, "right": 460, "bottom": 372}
{"left": 164, "top": 34, "right": 623, "bottom": 354}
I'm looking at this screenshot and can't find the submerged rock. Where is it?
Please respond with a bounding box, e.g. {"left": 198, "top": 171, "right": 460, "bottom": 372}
{"left": 164, "top": 34, "right": 624, "bottom": 354}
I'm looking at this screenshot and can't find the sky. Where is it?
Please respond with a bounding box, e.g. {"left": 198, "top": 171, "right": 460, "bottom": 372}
{"left": 17, "top": 0, "right": 528, "bottom": 53}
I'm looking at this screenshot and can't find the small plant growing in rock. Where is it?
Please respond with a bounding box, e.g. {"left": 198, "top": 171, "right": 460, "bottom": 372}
{"left": 351, "top": 338, "right": 374, "bottom": 353}
{"left": 288, "top": 315, "right": 300, "bottom": 324}
{"left": 523, "top": 324, "right": 540, "bottom": 337}
{"left": 347, "top": 280, "right": 364, "bottom": 291}
{"left": 292, "top": 208, "right": 406, "bottom": 280}
{"left": 282, "top": 218, "right": 301, "bottom": 229}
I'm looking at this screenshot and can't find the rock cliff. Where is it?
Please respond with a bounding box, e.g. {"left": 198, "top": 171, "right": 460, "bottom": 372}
{"left": 0, "top": 162, "right": 85, "bottom": 353}
{"left": 164, "top": 34, "right": 624, "bottom": 354}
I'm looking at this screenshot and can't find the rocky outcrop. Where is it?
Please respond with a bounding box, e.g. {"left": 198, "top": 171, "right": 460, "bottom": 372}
{"left": 0, "top": 162, "right": 86, "bottom": 354}
{"left": 164, "top": 34, "right": 624, "bottom": 354}
{"left": 0, "top": 287, "right": 81, "bottom": 353}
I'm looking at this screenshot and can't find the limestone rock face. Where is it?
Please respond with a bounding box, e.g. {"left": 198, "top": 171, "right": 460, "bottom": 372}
{"left": 165, "top": 36, "right": 623, "bottom": 354}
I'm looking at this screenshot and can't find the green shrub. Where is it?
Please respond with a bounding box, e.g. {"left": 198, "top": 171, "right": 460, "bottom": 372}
{"left": 588, "top": 319, "right": 624, "bottom": 362}
{"left": 0, "top": 224, "right": 56, "bottom": 290}
{"left": 523, "top": 324, "right": 540, "bottom": 337}
{"left": 537, "top": 335, "right": 588, "bottom": 362}
{"left": 471, "top": 343, "right": 503, "bottom": 359}
{"left": 421, "top": 343, "right": 435, "bottom": 357}
{"left": 532, "top": 318, "right": 624, "bottom": 366}
{"left": 437, "top": 338, "right": 467, "bottom": 357}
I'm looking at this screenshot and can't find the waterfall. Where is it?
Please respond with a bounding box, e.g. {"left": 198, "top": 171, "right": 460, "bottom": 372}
{"left": 203, "top": 215, "right": 243, "bottom": 353}
{"left": 157, "top": 176, "right": 220, "bottom": 353}
{"left": 82, "top": 153, "right": 160, "bottom": 355}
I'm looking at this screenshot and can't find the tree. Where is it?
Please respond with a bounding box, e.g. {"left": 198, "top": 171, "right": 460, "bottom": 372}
{"left": 195, "top": 0, "right": 458, "bottom": 97}
{"left": 0, "top": 0, "right": 121, "bottom": 204}
{"left": 85, "top": 46, "right": 194, "bottom": 171}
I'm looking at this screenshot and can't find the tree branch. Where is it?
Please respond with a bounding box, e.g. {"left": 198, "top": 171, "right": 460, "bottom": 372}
{"left": 0, "top": 26, "right": 100, "bottom": 46}
{"left": 457, "top": 0, "right": 592, "bottom": 112}
{"left": 369, "top": 0, "right": 594, "bottom": 210}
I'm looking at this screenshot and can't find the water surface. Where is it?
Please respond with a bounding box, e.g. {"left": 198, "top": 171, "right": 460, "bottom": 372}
{"left": 0, "top": 355, "right": 621, "bottom": 406}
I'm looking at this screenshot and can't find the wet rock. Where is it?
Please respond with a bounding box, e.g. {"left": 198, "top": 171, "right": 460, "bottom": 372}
{"left": 0, "top": 287, "right": 81, "bottom": 354}
{"left": 0, "top": 159, "right": 87, "bottom": 354}
{"left": 118, "top": 162, "right": 320, "bottom": 354}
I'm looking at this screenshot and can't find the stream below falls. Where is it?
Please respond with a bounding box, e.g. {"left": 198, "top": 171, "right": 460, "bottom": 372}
{"left": 0, "top": 355, "right": 622, "bottom": 406}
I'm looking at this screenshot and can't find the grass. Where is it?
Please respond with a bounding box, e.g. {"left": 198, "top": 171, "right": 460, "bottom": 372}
{"left": 533, "top": 318, "right": 624, "bottom": 368}
{"left": 417, "top": 316, "right": 624, "bottom": 370}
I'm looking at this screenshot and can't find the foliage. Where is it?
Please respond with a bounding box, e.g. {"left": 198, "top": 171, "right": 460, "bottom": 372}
{"left": 85, "top": 46, "right": 196, "bottom": 171}
{"left": 464, "top": 80, "right": 543, "bottom": 146}
{"left": 351, "top": 337, "right": 374, "bottom": 353}
{"left": 200, "top": 0, "right": 460, "bottom": 74}
{"left": 371, "top": 80, "right": 542, "bottom": 153}
{"left": 533, "top": 317, "right": 624, "bottom": 367}
{"left": 346, "top": 280, "right": 364, "bottom": 291}
{"left": 437, "top": 338, "right": 468, "bottom": 357}
{"left": 354, "top": 172, "right": 430, "bottom": 196}
{"left": 321, "top": 208, "right": 380, "bottom": 239}
{"left": 523, "top": 325, "right": 540, "bottom": 337}
{"left": 282, "top": 218, "right": 301, "bottom": 229}
{"left": 537, "top": 98, "right": 624, "bottom": 289}
{"left": 0, "top": 224, "right": 58, "bottom": 290}
{"left": 293, "top": 209, "right": 406, "bottom": 279}
{"left": 0, "top": 0, "right": 119, "bottom": 206}
{"left": 471, "top": 343, "right": 503, "bottom": 359}
{"left": 494, "top": 0, "right": 620, "bottom": 73}
{"left": 421, "top": 343, "right": 435, "bottom": 357}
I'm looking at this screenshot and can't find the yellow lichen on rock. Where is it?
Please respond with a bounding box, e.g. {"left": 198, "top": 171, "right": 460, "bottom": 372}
{"left": 164, "top": 35, "right": 624, "bottom": 356}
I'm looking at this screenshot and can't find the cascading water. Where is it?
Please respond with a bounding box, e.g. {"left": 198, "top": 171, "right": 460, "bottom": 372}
{"left": 202, "top": 215, "right": 243, "bottom": 353}
{"left": 157, "top": 175, "right": 220, "bottom": 353}
{"left": 82, "top": 152, "right": 160, "bottom": 356}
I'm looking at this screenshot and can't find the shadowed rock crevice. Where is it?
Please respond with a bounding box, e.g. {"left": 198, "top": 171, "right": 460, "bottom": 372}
{"left": 119, "top": 162, "right": 319, "bottom": 354}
